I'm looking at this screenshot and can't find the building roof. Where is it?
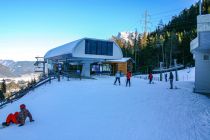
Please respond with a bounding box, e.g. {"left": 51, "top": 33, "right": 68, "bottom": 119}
{"left": 44, "top": 38, "right": 123, "bottom": 61}
{"left": 44, "top": 39, "right": 82, "bottom": 59}
{"left": 106, "top": 57, "right": 135, "bottom": 63}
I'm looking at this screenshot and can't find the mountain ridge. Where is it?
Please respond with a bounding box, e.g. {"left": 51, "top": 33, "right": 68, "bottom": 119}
{"left": 0, "top": 59, "right": 35, "bottom": 78}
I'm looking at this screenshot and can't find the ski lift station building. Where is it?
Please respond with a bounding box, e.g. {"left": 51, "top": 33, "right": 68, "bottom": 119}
{"left": 190, "top": 14, "right": 210, "bottom": 94}
{"left": 44, "top": 38, "right": 123, "bottom": 77}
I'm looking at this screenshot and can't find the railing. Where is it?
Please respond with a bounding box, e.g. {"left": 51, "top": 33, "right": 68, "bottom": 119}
{"left": 61, "top": 71, "right": 81, "bottom": 80}
{"left": 134, "top": 75, "right": 161, "bottom": 81}
{"left": 0, "top": 76, "right": 55, "bottom": 109}
{"left": 61, "top": 71, "right": 95, "bottom": 80}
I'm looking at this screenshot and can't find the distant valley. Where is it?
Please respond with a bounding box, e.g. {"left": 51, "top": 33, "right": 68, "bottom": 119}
{"left": 0, "top": 60, "right": 35, "bottom": 78}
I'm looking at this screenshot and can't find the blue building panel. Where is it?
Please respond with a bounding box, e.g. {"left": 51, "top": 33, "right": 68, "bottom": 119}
{"left": 85, "top": 39, "right": 113, "bottom": 56}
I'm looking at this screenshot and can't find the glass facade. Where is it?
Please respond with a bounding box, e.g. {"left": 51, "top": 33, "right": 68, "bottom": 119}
{"left": 203, "top": 54, "right": 209, "bottom": 60}
{"left": 91, "top": 64, "right": 112, "bottom": 75}
{"left": 85, "top": 39, "right": 113, "bottom": 56}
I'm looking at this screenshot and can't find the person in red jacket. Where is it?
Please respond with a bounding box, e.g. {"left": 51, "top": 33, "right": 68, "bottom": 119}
{"left": 126, "top": 71, "right": 132, "bottom": 87}
{"left": 148, "top": 73, "right": 153, "bottom": 84}
{"left": 2, "top": 104, "right": 34, "bottom": 127}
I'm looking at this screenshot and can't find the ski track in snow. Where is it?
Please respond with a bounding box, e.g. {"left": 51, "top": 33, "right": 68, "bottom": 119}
{"left": 0, "top": 77, "right": 209, "bottom": 140}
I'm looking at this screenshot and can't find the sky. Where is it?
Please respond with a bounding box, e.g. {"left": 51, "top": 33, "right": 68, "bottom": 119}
{"left": 0, "top": 0, "right": 198, "bottom": 61}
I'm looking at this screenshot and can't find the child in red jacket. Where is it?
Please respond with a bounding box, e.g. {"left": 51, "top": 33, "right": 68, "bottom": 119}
{"left": 126, "top": 71, "right": 132, "bottom": 87}
{"left": 148, "top": 73, "right": 153, "bottom": 84}
{"left": 2, "top": 104, "right": 34, "bottom": 127}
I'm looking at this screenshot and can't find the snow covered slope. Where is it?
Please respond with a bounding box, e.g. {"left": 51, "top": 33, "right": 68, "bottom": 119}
{"left": 0, "top": 77, "right": 209, "bottom": 140}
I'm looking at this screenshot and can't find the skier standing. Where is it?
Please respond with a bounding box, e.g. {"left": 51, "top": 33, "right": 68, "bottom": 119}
{"left": 114, "top": 71, "right": 121, "bottom": 85}
{"left": 148, "top": 73, "right": 153, "bottom": 84}
{"left": 126, "top": 71, "right": 132, "bottom": 87}
{"left": 165, "top": 73, "right": 168, "bottom": 82}
{"left": 169, "top": 72, "right": 174, "bottom": 89}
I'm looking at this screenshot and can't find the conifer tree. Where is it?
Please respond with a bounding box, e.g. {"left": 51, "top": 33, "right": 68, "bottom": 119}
{"left": 1, "top": 79, "right": 6, "bottom": 94}
{"left": 0, "top": 90, "right": 4, "bottom": 101}
{"left": 0, "top": 79, "right": 6, "bottom": 100}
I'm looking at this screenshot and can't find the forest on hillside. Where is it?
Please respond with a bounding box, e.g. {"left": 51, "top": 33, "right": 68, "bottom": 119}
{"left": 112, "top": 0, "right": 210, "bottom": 73}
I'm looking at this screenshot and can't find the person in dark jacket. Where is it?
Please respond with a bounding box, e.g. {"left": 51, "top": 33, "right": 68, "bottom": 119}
{"left": 165, "top": 73, "right": 168, "bottom": 82}
{"left": 18, "top": 104, "right": 34, "bottom": 126}
{"left": 148, "top": 73, "right": 153, "bottom": 84}
{"left": 126, "top": 71, "right": 132, "bottom": 87}
{"left": 169, "top": 72, "right": 174, "bottom": 89}
{"left": 2, "top": 104, "right": 34, "bottom": 127}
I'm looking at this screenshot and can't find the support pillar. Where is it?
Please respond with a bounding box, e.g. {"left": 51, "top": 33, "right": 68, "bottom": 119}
{"left": 81, "top": 63, "right": 91, "bottom": 77}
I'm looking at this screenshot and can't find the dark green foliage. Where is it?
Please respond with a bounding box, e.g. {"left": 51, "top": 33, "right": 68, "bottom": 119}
{"left": 0, "top": 79, "right": 6, "bottom": 100}
{"left": 1, "top": 79, "right": 6, "bottom": 93}
{"left": 27, "top": 78, "right": 37, "bottom": 88}
{"left": 113, "top": 2, "right": 209, "bottom": 73}
{"left": 31, "top": 78, "right": 36, "bottom": 85}
{"left": 0, "top": 90, "right": 5, "bottom": 100}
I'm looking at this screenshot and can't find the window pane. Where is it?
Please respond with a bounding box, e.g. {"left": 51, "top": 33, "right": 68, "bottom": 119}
{"left": 107, "top": 42, "right": 113, "bottom": 56}
{"left": 204, "top": 55, "right": 209, "bottom": 60}
{"left": 85, "top": 40, "right": 91, "bottom": 54}
{"left": 97, "top": 41, "right": 102, "bottom": 55}
{"left": 101, "top": 42, "right": 107, "bottom": 55}
{"left": 91, "top": 40, "right": 97, "bottom": 54}
{"left": 85, "top": 39, "right": 113, "bottom": 56}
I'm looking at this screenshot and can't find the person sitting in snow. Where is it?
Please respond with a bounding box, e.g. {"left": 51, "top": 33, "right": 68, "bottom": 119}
{"left": 2, "top": 104, "right": 34, "bottom": 127}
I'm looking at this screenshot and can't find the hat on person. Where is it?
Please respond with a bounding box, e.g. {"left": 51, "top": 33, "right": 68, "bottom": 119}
{"left": 20, "top": 104, "right": 26, "bottom": 109}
